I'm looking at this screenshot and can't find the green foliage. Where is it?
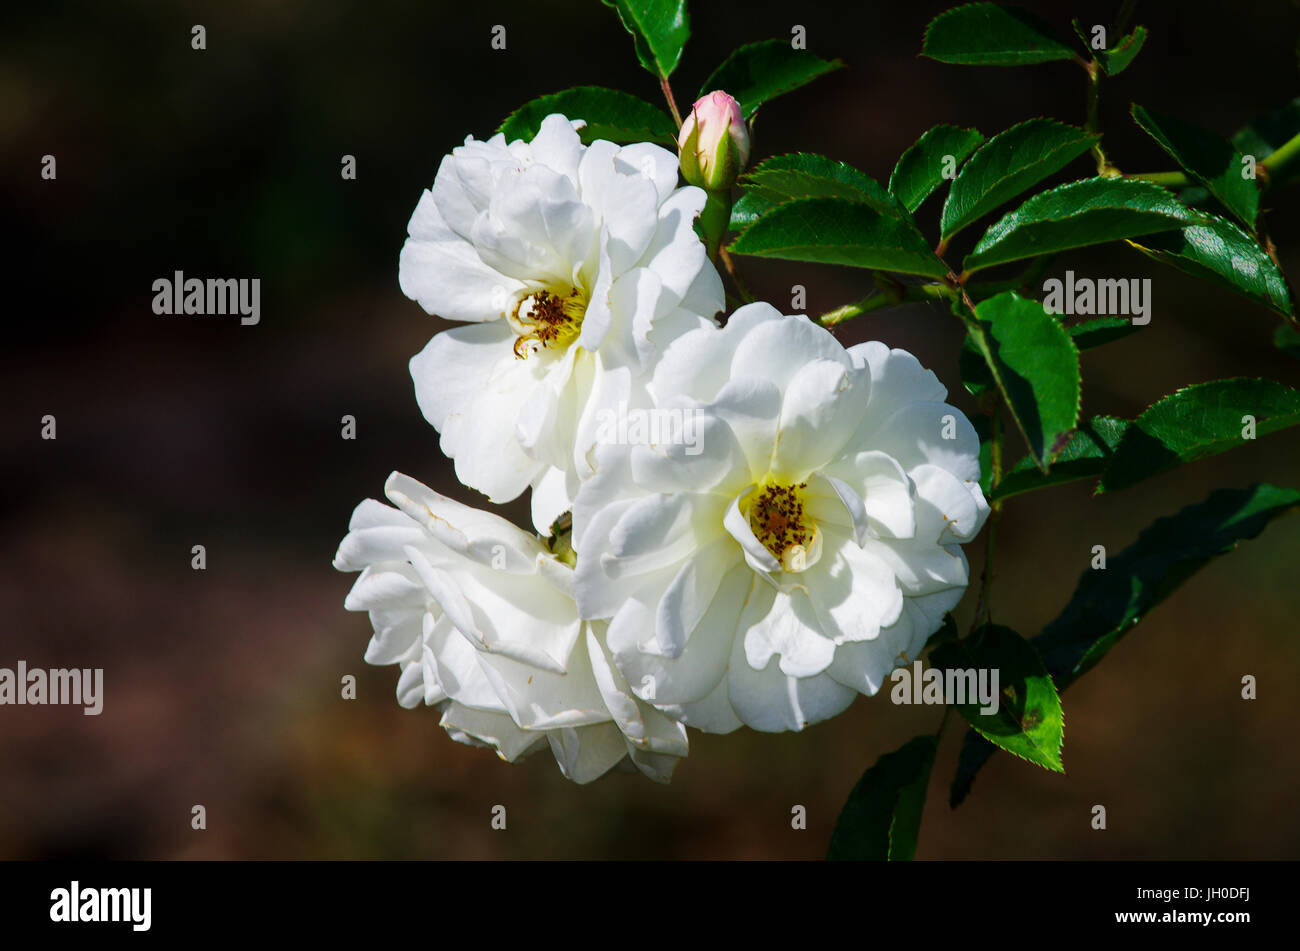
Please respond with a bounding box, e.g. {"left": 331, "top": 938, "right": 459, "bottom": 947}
{"left": 729, "top": 198, "right": 947, "bottom": 278}
{"left": 1131, "top": 104, "right": 1259, "bottom": 228}
{"left": 1098, "top": 25, "right": 1147, "bottom": 75}
{"left": 583, "top": 0, "right": 1300, "bottom": 850}
{"left": 953, "top": 483, "right": 1300, "bottom": 805}
{"left": 958, "top": 335, "right": 994, "bottom": 398}
{"left": 931, "top": 625, "right": 1064, "bottom": 772}
{"left": 1070, "top": 19, "right": 1147, "bottom": 75}
{"left": 991, "top": 379, "right": 1300, "bottom": 497}
{"left": 1037, "top": 483, "right": 1300, "bottom": 688}
{"left": 743, "top": 153, "right": 902, "bottom": 216}
{"left": 828, "top": 736, "right": 937, "bottom": 861}
{"left": 1099, "top": 379, "right": 1300, "bottom": 492}
{"left": 1127, "top": 213, "right": 1293, "bottom": 317}
{"left": 497, "top": 88, "right": 676, "bottom": 146}
{"left": 602, "top": 0, "right": 690, "bottom": 79}
{"left": 922, "top": 3, "right": 1076, "bottom": 66}
{"left": 968, "top": 291, "right": 1081, "bottom": 471}
{"left": 941, "top": 119, "right": 1098, "bottom": 239}
{"left": 699, "top": 39, "right": 842, "bottom": 119}
{"left": 889, "top": 125, "right": 985, "bottom": 213}
{"left": 992, "top": 416, "right": 1130, "bottom": 502}
{"left": 1234, "top": 96, "right": 1300, "bottom": 189}
{"left": 1067, "top": 316, "right": 1144, "bottom": 349}
{"left": 964, "top": 177, "right": 1200, "bottom": 273}
{"left": 729, "top": 190, "right": 778, "bottom": 231}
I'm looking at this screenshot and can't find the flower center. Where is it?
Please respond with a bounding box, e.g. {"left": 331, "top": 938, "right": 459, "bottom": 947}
{"left": 748, "top": 480, "right": 818, "bottom": 572}
{"left": 509, "top": 288, "right": 587, "bottom": 359}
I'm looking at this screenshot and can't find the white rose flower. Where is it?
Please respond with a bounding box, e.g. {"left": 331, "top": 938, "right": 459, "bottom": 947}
{"left": 572, "top": 303, "right": 989, "bottom": 733}
{"left": 399, "top": 114, "right": 725, "bottom": 533}
{"left": 334, "top": 471, "right": 689, "bottom": 783}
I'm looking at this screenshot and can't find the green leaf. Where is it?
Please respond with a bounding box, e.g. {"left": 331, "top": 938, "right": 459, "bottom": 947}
{"left": 1276, "top": 324, "right": 1300, "bottom": 359}
{"left": 954, "top": 482, "right": 1300, "bottom": 806}
{"left": 729, "top": 188, "right": 780, "bottom": 231}
{"left": 828, "top": 735, "right": 937, "bottom": 861}
{"left": 968, "top": 291, "right": 1081, "bottom": 471}
{"left": 941, "top": 119, "right": 1099, "bottom": 239}
{"left": 744, "top": 153, "right": 903, "bottom": 217}
{"left": 1070, "top": 20, "right": 1147, "bottom": 76}
{"left": 497, "top": 87, "right": 677, "bottom": 146}
{"left": 922, "top": 3, "right": 1077, "bottom": 66}
{"left": 931, "top": 625, "right": 1064, "bottom": 772}
{"left": 889, "top": 125, "right": 985, "bottom": 213}
{"left": 1098, "top": 378, "right": 1300, "bottom": 493}
{"left": 1233, "top": 97, "right": 1300, "bottom": 190}
{"left": 991, "top": 416, "right": 1130, "bottom": 502}
{"left": 1131, "top": 104, "right": 1259, "bottom": 229}
{"left": 1127, "top": 212, "right": 1293, "bottom": 318}
{"left": 728, "top": 197, "right": 948, "bottom": 278}
{"left": 1067, "top": 316, "right": 1144, "bottom": 349}
{"left": 964, "top": 177, "right": 1200, "bottom": 273}
{"left": 602, "top": 0, "right": 689, "bottom": 79}
{"left": 1036, "top": 483, "right": 1300, "bottom": 689}
{"left": 965, "top": 299, "right": 1131, "bottom": 406}
{"left": 1100, "top": 25, "right": 1147, "bottom": 75}
{"left": 699, "top": 39, "right": 843, "bottom": 119}
{"left": 958, "top": 334, "right": 994, "bottom": 398}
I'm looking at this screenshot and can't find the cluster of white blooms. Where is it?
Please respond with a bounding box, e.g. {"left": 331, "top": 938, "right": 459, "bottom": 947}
{"left": 336, "top": 112, "right": 988, "bottom": 783}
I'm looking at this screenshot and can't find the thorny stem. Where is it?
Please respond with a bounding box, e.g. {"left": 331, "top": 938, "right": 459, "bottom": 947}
{"left": 1260, "top": 130, "right": 1300, "bottom": 178}
{"left": 1127, "top": 169, "right": 1189, "bottom": 187}
{"left": 1256, "top": 213, "right": 1283, "bottom": 268}
{"left": 1080, "top": 57, "right": 1119, "bottom": 177}
{"left": 660, "top": 75, "right": 683, "bottom": 128}
{"left": 719, "top": 246, "right": 755, "bottom": 304}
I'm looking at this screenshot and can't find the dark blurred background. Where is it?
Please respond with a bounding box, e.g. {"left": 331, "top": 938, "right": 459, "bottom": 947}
{"left": 2, "top": 0, "right": 1298, "bottom": 859}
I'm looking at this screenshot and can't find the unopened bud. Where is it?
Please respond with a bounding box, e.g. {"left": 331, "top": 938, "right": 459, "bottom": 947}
{"left": 677, "top": 90, "right": 750, "bottom": 192}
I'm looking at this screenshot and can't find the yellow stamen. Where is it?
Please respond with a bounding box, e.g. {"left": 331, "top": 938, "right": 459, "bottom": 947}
{"left": 509, "top": 288, "right": 586, "bottom": 359}
{"left": 748, "top": 481, "right": 818, "bottom": 572}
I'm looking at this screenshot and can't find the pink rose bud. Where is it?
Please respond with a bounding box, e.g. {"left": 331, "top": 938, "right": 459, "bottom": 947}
{"left": 677, "top": 90, "right": 750, "bottom": 192}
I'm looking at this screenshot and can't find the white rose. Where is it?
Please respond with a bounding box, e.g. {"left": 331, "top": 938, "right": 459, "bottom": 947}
{"left": 572, "top": 303, "right": 989, "bottom": 733}
{"left": 399, "top": 114, "right": 725, "bottom": 532}
{"left": 334, "top": 471, "right": 689, "bottom": 783}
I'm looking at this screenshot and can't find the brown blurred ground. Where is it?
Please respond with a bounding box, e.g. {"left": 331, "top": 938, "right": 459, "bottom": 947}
{"left": 1, "top": 0, "right": 1298, "bottom": 859}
